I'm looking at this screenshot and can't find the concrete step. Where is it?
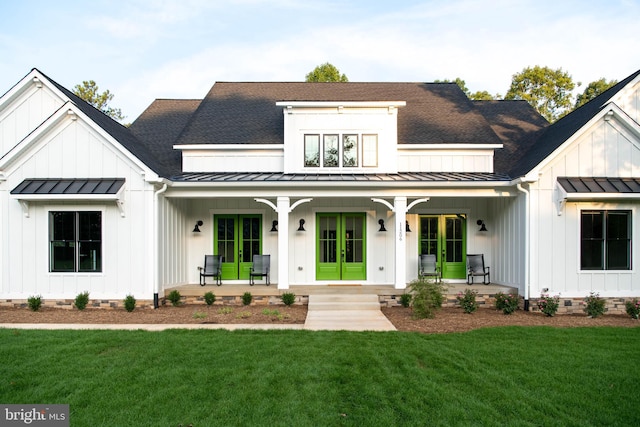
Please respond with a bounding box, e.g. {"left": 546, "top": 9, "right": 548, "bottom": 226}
{"left": 304, "top": 294, "right": 396, "bottom": 331}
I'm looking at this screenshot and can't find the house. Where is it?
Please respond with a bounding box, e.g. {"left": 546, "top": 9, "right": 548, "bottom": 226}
{"left": 1, "top": 68, "right": 639, "bottom": 312}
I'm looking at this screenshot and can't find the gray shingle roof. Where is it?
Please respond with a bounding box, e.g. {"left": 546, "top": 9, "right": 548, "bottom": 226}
{"left": 175, "top": 82, "right": 504, "bottom": 146}
{"left": 129, "top": 99, "right": 201, "bottom": 176}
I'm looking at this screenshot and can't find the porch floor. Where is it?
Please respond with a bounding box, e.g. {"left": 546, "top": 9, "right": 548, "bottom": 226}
{"left": 165, "top": 283, "right": 517, "bottom": 299}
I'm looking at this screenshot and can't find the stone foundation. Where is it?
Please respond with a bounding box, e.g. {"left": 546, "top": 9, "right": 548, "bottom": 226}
{"left": 528, "top": 296, "right": 629, "bottom": 315}
{"left": 0, "top": 298, "right": 156, "bottom": 310}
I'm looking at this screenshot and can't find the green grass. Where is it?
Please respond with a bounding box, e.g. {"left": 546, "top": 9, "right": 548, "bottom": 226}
{"left": 1, "top": 327, "right": 639, "bottom": 426}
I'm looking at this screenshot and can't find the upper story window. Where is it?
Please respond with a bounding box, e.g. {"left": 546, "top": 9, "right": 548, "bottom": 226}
{"left": 304, "top": 133, "right": 377, "bottom": 169}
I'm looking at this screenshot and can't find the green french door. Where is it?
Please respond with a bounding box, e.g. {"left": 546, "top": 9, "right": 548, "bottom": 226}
{"left": 214, "top": 215, "right": 262, "bottom": 280}
{"left": 419, "top": 215, "right": 466, "bottom": 279}
{"left": 316, "top": 213, "right": 366, "bottom": 281}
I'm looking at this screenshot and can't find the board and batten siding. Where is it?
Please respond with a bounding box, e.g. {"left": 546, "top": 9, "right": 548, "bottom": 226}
{"left": 529, "top": 116, "right": 640, "bottom": 298}
{"left": 0, "top": 115, "right": 158, "bottom": 300}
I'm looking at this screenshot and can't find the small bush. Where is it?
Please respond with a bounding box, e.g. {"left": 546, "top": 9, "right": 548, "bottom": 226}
{"left": 217, "top": 307, "right": 234, "bottom": 315}
{"left": 495, "top": 292, "right": 519, "bottom": 315}
{"left": 625, "top": 298, "right": 640, "bottom": 320}
{"left": 537, "top": 294, "right": 559, "bottom": 317}
{"left": 192, "top": 311, "right": 207, "bottom": 319}
{"left": 204, "top": 292, "right": 215, "bottom": 306}
{"left": 408, "top": 276, "right": 446, "bottom": 319}
{"left": 237, "top": 311, "right": 252, "bottom": 319}
{"left": 168, "top": 290, "right": 182, "bottom": 307}
{"left": 27, "top": 295, "right": 42, "bottom": 312}
{"left": 456, "top": 289, "right": 478, "bottom": 314}
{"left": 74, "top": 291, "right": 90, "bottom": 311}
{"left": 124, "top": 295, "right": 136, "bottom": 312}
{"left": 399, "top": 293, "right": 412, "bottom": 308}
{"left": 281, "top": 292, "right": 296, "bottom": 306}
{"left": 583, "top": 292, "right": 606, "bottom": 318}
{"left": 242, "top": 292, "right": 253, "bottom": 306}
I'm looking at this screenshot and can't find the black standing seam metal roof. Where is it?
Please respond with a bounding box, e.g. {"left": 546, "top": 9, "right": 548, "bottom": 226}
{"left": 170, "top": 172, "right": 513, "bottom": 183}
{"left": 557, "top": 177, "right": 640, "bottom": 194}
{"left": 11, "top": 179, "right": 125, "bottom": 195}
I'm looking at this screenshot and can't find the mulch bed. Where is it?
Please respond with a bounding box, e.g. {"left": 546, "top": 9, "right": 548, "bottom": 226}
{"left": 1, "top": 305, "right": 638, "bottom": 333}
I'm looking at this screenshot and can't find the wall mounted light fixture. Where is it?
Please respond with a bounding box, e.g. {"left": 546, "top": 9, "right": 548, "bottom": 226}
{"left": 193, "top": 220, "right": 203, "bottom": 232}
{"left": 406, "top": 221, "right": 411, "bottom": 233}
{"left": 477, "top": 219, "right": 488, "bottom": 232}
{"left": 270, "top": 220, "right": 278, "bottom": 232}
{"left": 297, "top": 219, "right": 306, "bottom": 231}
{"left": 378, "top": 219, "right": 387, "bottom": 232}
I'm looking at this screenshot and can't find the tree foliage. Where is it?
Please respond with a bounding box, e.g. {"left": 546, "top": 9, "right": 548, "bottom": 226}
{"left": 575, "top": 78, "right": 617, "bottom": 109}
{"left": 72, "top": 80, "right": 125, "bottom": 121}
{"left": 505, "top": 66, "right": 575, "bottom": 122}
{"left": 305, "top": 62, "right": 348, "bottom": 82}
{"left": 435, "top": 78, "right": 498, "bottom": 100}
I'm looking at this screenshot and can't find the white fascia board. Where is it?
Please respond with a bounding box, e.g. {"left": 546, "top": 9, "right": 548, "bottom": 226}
{"left": 522, "top": 103, "right": 640, "bottom": 182}
{"left": 398, "top": 143, "right": 503, "bottom": 150}
{"left": 174, "top": 144, "right": 284, "bottom": 151}
{"left": 275, "top": 101, "right": 406, "bottom": 108}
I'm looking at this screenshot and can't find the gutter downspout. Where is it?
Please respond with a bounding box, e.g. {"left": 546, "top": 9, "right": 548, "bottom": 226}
{"left": 153, "top": 182, "right": 168, "bottom": 309}
{"left": 516, "top": 182, "right": 530, "bottom": 311}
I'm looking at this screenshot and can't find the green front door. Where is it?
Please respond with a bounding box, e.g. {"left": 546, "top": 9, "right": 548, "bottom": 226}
{"left": 215, "top": 214, "right": 262, "bottom": 280}
{"left": 316, "top": 213, "right": 366, "bottom": 281}
{"left": 419, "top": 215, "right": 466, "bottom": 279}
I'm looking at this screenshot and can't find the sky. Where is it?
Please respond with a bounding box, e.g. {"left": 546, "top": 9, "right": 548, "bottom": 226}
{"left": 1, "top": 0, "right": 639, "bottom": 121}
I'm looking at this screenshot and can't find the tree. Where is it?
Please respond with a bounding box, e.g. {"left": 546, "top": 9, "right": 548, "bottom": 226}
{"left": 505, "top": 66, "right": 575, "bottom": 122}
{"left": 305, "top": 62, "right": 348, "bottom": 82}
{"left": 72, "top": 80, "right": 125, "bottom": 121}
{"left": 435, "top": 78, "right": 498, "bottom": 100}
{"left": 575, "top": 78, "right": 617, "bottom": 109}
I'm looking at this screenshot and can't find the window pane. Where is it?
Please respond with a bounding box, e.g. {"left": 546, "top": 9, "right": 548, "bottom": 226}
{"left": 607, "top": 212, "right": 629, "bottom": 239}
{"left": 51, "top": 242, "right": 75, "bottom": 272}
{"left": 362, "top": 134, "right": 378, "bottom": 167}
{"left": 51, "top": 212, "right": 75, "bottom": 241}
{"left": 79, "top": 212, "right": 101, "bottom": 241}
{"left": 606, "top": 211, "right": 630, "bottom": 270}
{"left": 343, "top": 135, "right": 358, "bottom": 167}
{"left": 323, "top": 135, "right": 339, "bottom": 167}
{"left": 581, "top": 240, "right": 603, "bottom": 269}
{"left": 581, "top": 211, "right": 603, "bottom": 239}
{"left": 304, "top": 134, "right": 320, "bottom": 167}
{"left": 606, "top": 240, "right": 630, "bottom": 270}
{"left": 79, "top": 241, "right": 101, "bottom": 272}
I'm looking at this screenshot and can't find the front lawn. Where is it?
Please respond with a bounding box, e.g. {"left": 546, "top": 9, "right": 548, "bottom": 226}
{"left": 1, "top": 327, "right": 638, "bottom": 426}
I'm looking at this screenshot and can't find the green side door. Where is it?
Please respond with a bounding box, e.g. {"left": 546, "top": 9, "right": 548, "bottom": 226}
{"left": 215, "top": 214, "right": 262, "bottom": 280}
{"left": 419, "top": 215, "right": 466, "bottom": 279}
{"left": 316, "top": 213, "right": 366, "bottom": 281}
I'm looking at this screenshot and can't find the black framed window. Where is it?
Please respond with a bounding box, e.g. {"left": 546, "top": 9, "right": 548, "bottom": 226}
{"left": 50, "top": 211, "right": 102, "bottom": 272}
{"left": 581, "top": 210, "right": 631, "bottom": 270}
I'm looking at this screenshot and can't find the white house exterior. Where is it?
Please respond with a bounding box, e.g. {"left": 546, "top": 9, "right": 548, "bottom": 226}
{"left": 1, "top": 68, "right": 639, "bottom": 311}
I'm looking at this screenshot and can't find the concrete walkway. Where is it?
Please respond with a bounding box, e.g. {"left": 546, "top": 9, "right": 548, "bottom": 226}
{"left": 303, "top": 294, "right": 396, "bottom": 331}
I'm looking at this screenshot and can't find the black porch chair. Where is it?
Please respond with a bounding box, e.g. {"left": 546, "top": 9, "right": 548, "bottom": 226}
{"left": 198, "top": 255, "right": 222, "bottom": 286}
{"left": 418, "top": 254, "right": 441, "bottom": 283}
{"left": 466, "top": 254, "right": 490, "bottom": 285}
{"left": 249, "top": 254, "right": 271, "bottom": 286}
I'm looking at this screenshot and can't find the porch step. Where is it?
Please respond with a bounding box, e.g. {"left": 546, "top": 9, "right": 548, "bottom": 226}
{"left": 304, "top": 294, "right": 396, "bottom": 331}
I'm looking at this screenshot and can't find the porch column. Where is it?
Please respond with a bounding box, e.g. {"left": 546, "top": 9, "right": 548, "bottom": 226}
{"left": 276, "top": 196, "right": 290, "bottom": 289}
{"left": 394, "top": 196, "right": 407, "bottom": 289}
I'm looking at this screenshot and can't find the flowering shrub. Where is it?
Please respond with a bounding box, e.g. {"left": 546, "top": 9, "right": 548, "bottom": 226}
{"left": 583, "top": 292, "right": 606, "bottom": 318}
{"left": 625, "top": 298, "right": 640, "bottom": 320}
{"left": 456, "top": 289, "right": 478, "bottom": 314}
{"left": 494, "top": 292, "right": 519, "bottom": 315}
{"left": 537, "top": 294, "right": 560, "bottom": 317}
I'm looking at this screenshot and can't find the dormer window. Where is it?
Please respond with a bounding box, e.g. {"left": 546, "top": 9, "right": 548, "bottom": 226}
{"left": 304, "top": 133, "right": 377, "bottom": 169}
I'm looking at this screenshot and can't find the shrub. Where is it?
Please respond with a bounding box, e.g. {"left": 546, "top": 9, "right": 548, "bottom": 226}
{"left": 456, "top": 289, "right": 478, "bottom": 314}
{"left": 495, "top": 292, "right": 519, "bottom": 315}
{"left": 217, "top": 307, "right": 234, "bottom": 315}
{"left": 242, "top": 292, "right": 253, "bottom": 306}
{"left": 124, "top": 295, "right": 136, "bottom": 312}
{"left": 168, "top": 290, "right": 182, "bottom": 307}
{"left": 281, "top": 292, "right": 296, "bottom": 306}
{"left": 408, "top": 276, "right": 446, "bottom": 319}
{"left": 204, "top": 291, "right": 216, "bottom": 306}
{"left": 583, "top": 292, "right": 606, "bottom": 318}
{"left": 537, "top": 294, "right": 559, "bottom": 317}
{"left": 192, "top": 311, "right": 207, "bottom": 319}
{"left": 399, "top": 293, "right": 412, "bottom": 308}
{"left": 27, "top": 295, "right": 42, "bottom": 312}
{"left": 625, "top": 298, "right": 640, "bottom": 320}
{"left": 74, "top": 291, "right": 90, "bottom": 311}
